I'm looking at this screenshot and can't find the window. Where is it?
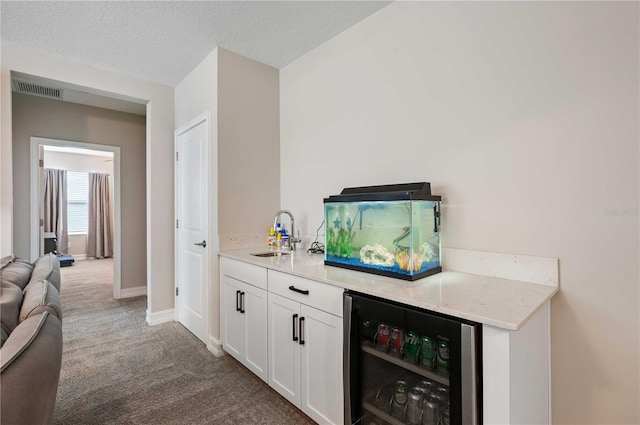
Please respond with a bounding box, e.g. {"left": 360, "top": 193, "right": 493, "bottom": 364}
{"left": 67, "top": 171, "right": 88, "bottom": 234}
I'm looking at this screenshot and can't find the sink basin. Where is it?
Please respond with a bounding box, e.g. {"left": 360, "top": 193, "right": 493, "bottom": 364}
{"left": 251, "top": 251, "right": 291, "bottom": 257}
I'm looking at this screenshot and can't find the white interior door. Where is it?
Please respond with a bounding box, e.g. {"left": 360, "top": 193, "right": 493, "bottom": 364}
{"left": 176, "top": 117, "right": 208, "bottom": 344}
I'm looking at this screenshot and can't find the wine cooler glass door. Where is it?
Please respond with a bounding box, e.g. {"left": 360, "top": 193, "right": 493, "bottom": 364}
{"left": 344, "top": 292, "right": 481, "bottom": 425}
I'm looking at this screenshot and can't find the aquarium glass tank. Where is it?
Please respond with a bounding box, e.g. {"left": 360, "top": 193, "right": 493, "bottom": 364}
{"left": 324, "top": 182, "right": 441, "bottom": 281}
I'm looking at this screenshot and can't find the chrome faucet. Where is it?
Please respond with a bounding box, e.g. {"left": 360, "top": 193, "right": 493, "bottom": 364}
{"left": 273, "top": 210, "right": 302, "bottom": 251}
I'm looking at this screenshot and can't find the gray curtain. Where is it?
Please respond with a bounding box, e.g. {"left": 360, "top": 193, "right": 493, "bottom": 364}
{"left": 43, "top": 168, "right": 68, "bottom": 254}
{"left": 87, "top": 173, "right": 113, "bottom": 259}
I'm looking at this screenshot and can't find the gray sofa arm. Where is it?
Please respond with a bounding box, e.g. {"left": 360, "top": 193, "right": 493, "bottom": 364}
{"left": 1, "top": 311, "right": 63, "bottom": 425}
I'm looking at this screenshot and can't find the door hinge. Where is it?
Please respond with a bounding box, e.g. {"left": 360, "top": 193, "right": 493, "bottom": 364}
{"left": 175, "top": 152, "right": 178, "bottom": 161}
{"left": 39, "top": 159, "right": 44, "bottom": 167}
{"left": 176, "top": 287, "right": 179, "bottom": 296}
{"left": 176, "top": 219, "right": 179, "bottom": 229}
{"left": 39, "top": 218, "right": 43, "bottom": 226}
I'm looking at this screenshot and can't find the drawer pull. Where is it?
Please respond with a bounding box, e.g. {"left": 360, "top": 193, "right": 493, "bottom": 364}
{"left": 289, "top": 285, "right": 309, "bottom": 295}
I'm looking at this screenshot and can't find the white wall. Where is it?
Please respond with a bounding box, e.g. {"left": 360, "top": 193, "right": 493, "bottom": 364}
{"left": 175, "top": 48, "right": 220, "bottom": 347}
{"left": 217, "top": 47, "right": 280, "bottom": 247}
{"left": 280, "top": 2, "right": 639, "bottom": 424}
{"left": 1, "top": 43, "right": 175, "bottom": 315}
{"left": 44, "top": 150, "right": 113, "bottom": 174}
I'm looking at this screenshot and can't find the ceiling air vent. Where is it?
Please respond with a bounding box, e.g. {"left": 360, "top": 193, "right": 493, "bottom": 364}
{"left": 12, "top": 79, "right": 63, "bottom": 100}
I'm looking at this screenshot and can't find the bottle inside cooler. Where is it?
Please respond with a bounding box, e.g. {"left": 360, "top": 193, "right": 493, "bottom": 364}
{"left": 346, "top": 292, "right": 480, "bottom": 425}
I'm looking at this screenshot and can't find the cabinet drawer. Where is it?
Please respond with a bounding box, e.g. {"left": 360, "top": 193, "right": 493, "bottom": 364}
{"left": 221, "top": 257, "right": 267, "bottom": 290}
{"left": 268, "top": 270, "right": 343, "bottom": 317}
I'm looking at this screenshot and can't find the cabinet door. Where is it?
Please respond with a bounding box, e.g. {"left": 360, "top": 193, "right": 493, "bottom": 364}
{"left": 300, "top": 304, "right": 344, "bottom": 425}
{"left": 268, "top": 292, "right": 301, "bottom": 407}
{"left": 221, "top": 275, "right": 244, "bottom": 361}
{"left": 243, "top": 283, "right": 268, "bottom": 382}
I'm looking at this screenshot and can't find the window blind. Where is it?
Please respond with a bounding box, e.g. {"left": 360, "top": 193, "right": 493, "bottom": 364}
{"left": 67, "top": 171, "right": 88, "bottom": 234}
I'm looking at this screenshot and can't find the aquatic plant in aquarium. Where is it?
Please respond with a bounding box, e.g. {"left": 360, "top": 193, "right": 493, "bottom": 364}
{"left": 323, "top": 182, "right": 441, "bottom": 281}
{"left": 326, "top": 222, "right": 356, "bottom": 258}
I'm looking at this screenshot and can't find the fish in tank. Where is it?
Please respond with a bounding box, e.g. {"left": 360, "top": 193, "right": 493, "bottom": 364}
{"left": 323, "top": 182, "right": 441, "bottom": 281}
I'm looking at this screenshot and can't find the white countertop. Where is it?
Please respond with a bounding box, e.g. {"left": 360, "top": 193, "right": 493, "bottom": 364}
{"left": 218, "top": 247, "right": 559, "bottom": 331}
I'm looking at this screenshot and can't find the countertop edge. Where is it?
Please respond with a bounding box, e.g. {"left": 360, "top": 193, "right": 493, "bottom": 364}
{"left": 218, "top": 249, "right": 559, "bottom": 331}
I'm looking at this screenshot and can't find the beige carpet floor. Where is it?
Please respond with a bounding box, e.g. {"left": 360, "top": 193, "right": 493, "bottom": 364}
{"left": 55, "top": 259, "right": 315, "bottom": 425}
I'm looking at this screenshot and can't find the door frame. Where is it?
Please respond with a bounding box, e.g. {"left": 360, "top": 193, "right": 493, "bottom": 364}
{"left": 30, "top": 136, "right": 123, "bottom": 298}
{"left": 174, "top": 111, "right": 210, "bottom": 343}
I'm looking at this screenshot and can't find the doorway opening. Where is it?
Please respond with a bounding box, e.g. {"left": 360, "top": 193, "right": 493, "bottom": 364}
{"left": 29, "top": 137, "right": 124, "bottom": 298}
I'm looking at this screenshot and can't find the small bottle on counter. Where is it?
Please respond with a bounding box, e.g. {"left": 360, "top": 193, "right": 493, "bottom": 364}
{"left": 276, "top": 231, "right": 283, "bottom": 249}
{"left": 282, "top": 230, "right": 289, "bottom": 249}
{"left": 267, "top": 227, "right": 276, "bottom": 248}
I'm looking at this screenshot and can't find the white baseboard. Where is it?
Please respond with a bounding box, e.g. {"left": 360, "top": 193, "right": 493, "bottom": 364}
{"left": 72, "top": 254, "right": 87, "bottom": 261}
{"left": 207, "top": 336, "right": 225, "bottom": 357}
{"left": 118, "top": 286, "right": 147, "bottom": 298}
{"left": 146, "top": 309, "right": 175, "bottom": 326}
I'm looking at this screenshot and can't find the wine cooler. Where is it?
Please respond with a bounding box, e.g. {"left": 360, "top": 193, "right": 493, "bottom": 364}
{"left": 344, "top": 291, "right": 482, "bottom": 425}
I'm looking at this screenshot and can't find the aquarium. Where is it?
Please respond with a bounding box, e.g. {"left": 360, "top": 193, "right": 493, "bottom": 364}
{"left": 324, "top": 182, "right": 441, "bottom": 281}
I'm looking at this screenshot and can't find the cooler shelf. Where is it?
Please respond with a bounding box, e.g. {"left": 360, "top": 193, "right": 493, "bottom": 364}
{"left": 361, "top": 345, "right": 450, "bottom": 386}
{"left": 362, "top": 401, "right": 405, "bottom": 425}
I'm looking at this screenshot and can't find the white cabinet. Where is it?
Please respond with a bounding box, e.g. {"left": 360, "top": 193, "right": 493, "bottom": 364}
{"left": 483, "top": 302, "right": 551, "bottom": 425}
{"left": 268, "top": 292, "right": 301, "bottom": 402}
{"left": 219, "top": 257, "right": 344, "bottom": 425}
{"left": 268, "top": 271, "right": 344, "bottom": 425}
{"left": 299, "top": 304, "right": 343, "bottom": 425}
{"left": 221, "top": 274, "right": 244, "bottom": 359}
{"left": 220, "top": 258, "right": 268, "bottom": 382}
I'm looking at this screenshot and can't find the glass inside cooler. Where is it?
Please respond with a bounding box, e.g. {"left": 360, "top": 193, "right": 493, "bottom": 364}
{"left": 360, "top": 355, "right": 451, "bottom": 425}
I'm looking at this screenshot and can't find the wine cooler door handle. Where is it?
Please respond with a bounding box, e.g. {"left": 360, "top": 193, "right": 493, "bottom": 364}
{"left": 343, "top": 294, "right": 353, "bottom": 425}
{"left": 292, "top": 314, "right": 299, "bottom": 342}
{"left": 461, "top": 323, "right": 479, "bottom": 425}
{"left": 240, "top": 292, "right": 245, "bottom": 314}
{"left": 299, "top": 317, "right": 305, "bottom": 345}
{"left": 235, "top": 290, "right": 241, "bottom": 312}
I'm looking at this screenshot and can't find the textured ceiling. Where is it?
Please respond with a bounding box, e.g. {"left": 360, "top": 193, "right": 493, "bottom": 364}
{"left": 1, "top": 1, "right": 391, "bottom": 87}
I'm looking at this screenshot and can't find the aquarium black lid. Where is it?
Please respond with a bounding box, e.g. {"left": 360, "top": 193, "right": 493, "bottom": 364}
{"left": 324, "top": 182, "right": 441, "bottom": 202}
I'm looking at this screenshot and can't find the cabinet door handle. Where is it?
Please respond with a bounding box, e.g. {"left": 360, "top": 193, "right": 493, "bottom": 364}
{"left": 299, "top": 316, "right": 305, "bottom": 346}
{"left": 236, "top": 290, "right": 241, "bottom": 312}
{"left": 240, "top": 292, "right": 245, "bottom": 314}
{"left": 292, "top": 314, "right": 299, "bottom": 342}
{"left": 289, "top": 285, "right": 309, "bottom": 295}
